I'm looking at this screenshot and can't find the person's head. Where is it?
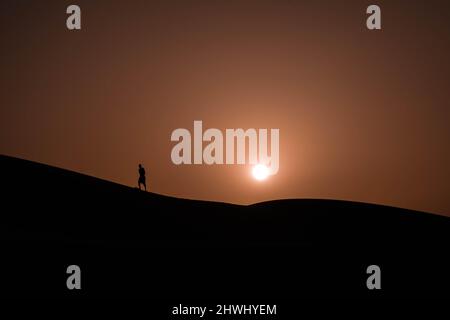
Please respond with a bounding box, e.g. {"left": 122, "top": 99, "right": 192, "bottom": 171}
{"left": 138, "top": 164, "right": 142, "bottom": 168}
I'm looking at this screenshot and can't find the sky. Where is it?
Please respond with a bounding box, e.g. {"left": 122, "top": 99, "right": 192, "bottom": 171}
{"left": 0, "top": 0, "right": 449, "bottom": 215}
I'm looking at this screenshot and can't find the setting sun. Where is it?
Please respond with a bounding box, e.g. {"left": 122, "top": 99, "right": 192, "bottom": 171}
{"left": 252, "top": 164, "right": 269, "bottom": 181}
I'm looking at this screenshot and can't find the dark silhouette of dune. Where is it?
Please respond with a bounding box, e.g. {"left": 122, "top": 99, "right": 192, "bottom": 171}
{"left": 1, "top": 154, "right": 449, "bottom": 299}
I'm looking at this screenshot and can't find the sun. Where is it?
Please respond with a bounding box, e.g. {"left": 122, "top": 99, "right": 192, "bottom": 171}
{"left": 252, "top": 164, "right": 270, "bottom": 181}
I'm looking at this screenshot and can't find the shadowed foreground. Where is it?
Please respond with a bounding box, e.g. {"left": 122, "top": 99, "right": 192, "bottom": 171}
{"left": 1, "top": 155, "right": 449, "bottom": 299}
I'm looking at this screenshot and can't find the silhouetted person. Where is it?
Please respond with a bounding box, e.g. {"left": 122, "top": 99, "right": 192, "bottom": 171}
{"left": 138, "top": 164, "right": 147, "bottom": 191}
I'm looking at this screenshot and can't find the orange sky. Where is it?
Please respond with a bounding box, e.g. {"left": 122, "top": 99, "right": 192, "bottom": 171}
{"left": 1, "top": 0, "right": 449, "bottom": 215}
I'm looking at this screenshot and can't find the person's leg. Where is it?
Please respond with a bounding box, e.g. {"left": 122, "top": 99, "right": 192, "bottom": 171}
{"left": 143, "top": 181, "right": 147, "bottom": 191}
